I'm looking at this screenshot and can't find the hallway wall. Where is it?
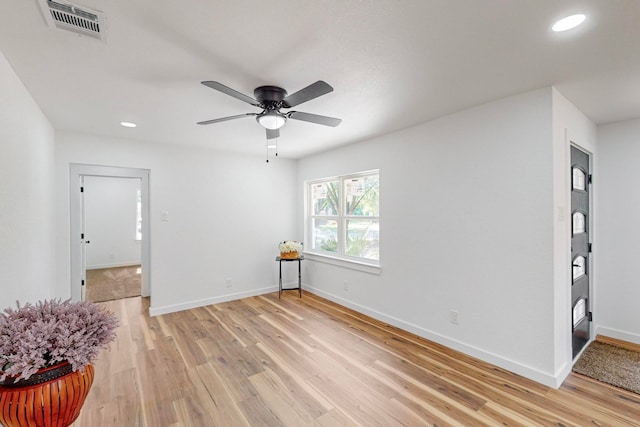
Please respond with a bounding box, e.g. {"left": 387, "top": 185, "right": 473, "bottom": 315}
{"left": 595, "top": 117, "right": 640, "bottom": 344}
{"left": 0, "top": 50, "right": 56, "bottom": 309}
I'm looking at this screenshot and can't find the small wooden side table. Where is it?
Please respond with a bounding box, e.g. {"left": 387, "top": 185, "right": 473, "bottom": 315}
{"left": 276, "top": 255, "right": 304, "bottom": 298}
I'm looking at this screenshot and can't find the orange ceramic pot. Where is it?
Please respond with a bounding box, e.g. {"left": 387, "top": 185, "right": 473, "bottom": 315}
{"left": 0, "top": 361, "right": 94, "bottom": 427}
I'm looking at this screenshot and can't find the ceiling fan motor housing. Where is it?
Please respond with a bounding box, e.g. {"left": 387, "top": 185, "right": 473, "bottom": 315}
{"left": 254, "top": 86, "right": 288, "bottom": 106}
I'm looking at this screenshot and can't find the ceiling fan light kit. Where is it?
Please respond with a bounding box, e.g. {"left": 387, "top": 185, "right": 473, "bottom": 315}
{"left": 198, "top": 80, "right": 342, "bottom": 143}
{"left": 257, "top": 110, "right": 286, "bottom": 130}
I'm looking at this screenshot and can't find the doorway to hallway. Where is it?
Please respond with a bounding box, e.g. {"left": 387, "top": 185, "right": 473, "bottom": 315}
{"left": 69, "top": 164, "right": 150, "bottom": 303}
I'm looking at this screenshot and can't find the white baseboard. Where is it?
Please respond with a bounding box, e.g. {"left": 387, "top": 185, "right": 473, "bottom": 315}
{"left": 554, "top": 361, "right": 573, "bottom": 388}
{"left": 86, "top": 261, "right": 141, "bottom": 270}
{"left": 595, "top": 326, "right": 640, "bottom": 345}
{"left": 148, "top": 285, "right": 277, "bottom": 317}
{"left": 305, "top": 284, "right": 563, "bottom": 389}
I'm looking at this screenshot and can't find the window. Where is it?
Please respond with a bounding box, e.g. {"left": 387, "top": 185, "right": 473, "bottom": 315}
{"left": 572, "top": 167, "right": 587, "bottom": 191}
{"left": 572, "top": 211, "right": 586, "bottom": 234}
{"left": 572, "top": 255, "right": 586, "bottom": 280}
{"left": 306, "top": 171, "right": 379, "bottom": 263}
{"left": 573, "top": 298, "right": 587, "bottom": 328}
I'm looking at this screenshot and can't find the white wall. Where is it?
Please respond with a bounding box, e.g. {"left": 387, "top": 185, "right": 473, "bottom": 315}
{"left": 298, "top": 88, "right": 568, "bottom": 386}
{"left": 595, "top": 117, "right": 640, "bottom": 344}
{"left": 84, "top": 176, "right": 142, "bottom": 269}
{"left": 55, "top": 132, "right": 298, "bottom": 314}
{"left": 0, "top": 51, "right": 56, "bottom": 309}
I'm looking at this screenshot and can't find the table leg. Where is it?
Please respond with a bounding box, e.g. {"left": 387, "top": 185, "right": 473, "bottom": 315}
{"left": 279, "top": 260, "right": 282, "bottom": 299}
{"left": 298, "top": 258, "right": 302, "bottom": 297}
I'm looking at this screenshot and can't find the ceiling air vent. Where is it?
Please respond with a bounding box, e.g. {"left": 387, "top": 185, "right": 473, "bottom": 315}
{"left": 38, "top": 0, "right": 107, "bottom": 41}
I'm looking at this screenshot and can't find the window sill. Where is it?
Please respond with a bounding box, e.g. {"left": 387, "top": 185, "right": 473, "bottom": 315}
{"left": 302, "top": 251, "right": 381, "bottom": 275}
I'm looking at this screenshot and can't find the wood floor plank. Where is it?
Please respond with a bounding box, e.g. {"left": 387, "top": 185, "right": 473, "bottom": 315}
{"left": 303, "top": 349, "right": 446, "bottom": 426}
{"left": 597, "top": 334, "right": 640, "bottom": 352}
{"left": 314, "top": 408, "right": 359, "bottom": 427}
{"left": 172, "top": 396, "right": 217, "bottom": 427}
{"left": 72, "top": 294, "right": 640, "bottom": 426}
{"left": 374, "top": 360, "right": 495, "bottom": 426}
{"left": 476, "top": 401, "right": 535, "bottom": 427}
{"left": 192, "top": 362, "right": 252, "bottom": 427}
{"left": 249, "top": 368, "right": 322, "bottom": 425}
{"left": 236, "top": 394, "right": 283, "bottom": 427}
{"left": 249, "top": 342, "right": 335, "bottom": 412}
{"left": 201, "top": 341, "right": 264, "bottom": 403}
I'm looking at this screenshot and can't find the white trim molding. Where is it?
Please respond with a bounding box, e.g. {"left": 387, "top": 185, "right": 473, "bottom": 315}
{"left": 149, "top": 286, "right": 277, "bottom": 317}
{"left": 303, "top": 252, "right": 382, "bottom": 275}
{"left": 595, "top": 326, "right": 640, "bottom": 346}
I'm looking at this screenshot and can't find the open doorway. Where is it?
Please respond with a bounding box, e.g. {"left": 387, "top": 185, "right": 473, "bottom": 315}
{"left": 84, "top": 176, "right": 142, "bottom": 302}
{"left": 69, "top": 164, "right": 150, "bottom": 304}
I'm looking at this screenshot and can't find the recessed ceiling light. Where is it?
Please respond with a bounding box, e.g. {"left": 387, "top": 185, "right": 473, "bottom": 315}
{"left": 552, "top": 14, "right": 586, "bottom": 32}
{"left": 120, "top": 121, "right": 137, "bottom": 128}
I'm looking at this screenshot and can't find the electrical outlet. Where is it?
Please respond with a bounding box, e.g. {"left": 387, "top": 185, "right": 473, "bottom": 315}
{"left": 225, "top": 278, "right": 232, "bottom": 288}
{"left": 449, "top": 310, "right": 459, "bottom": 325}
{"left": 343, "top": 280, "right": 349, "bottom": 291}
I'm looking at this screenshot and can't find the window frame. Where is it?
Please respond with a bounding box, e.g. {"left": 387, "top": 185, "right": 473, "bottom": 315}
{"left": 305, "top": 170, "right": 380, "bottom": 268}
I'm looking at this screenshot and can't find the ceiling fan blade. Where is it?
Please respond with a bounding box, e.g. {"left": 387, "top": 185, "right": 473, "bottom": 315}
{"left": 288, "top": 111, "right": 342, "bottom": 127}
{"left": 282, "top": 81, "right": 334, "bottom": 108}
{"left": 201, "top": 81, "right": 261, "bottom": 107}
{"left": 266, "top": 128, "right": 280, "bottom": 139}
{"left": 197, "top": 113, "right": 256, "bottom": 125}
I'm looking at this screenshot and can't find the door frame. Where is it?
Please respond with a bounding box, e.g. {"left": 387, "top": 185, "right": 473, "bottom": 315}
{"left": 69, "top": 164, "right": 151, "bottom": 302}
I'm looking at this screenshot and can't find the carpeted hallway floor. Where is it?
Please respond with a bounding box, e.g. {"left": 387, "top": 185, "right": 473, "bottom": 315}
{"left": 86, "top": 265, "right": 142, "bottom": 303}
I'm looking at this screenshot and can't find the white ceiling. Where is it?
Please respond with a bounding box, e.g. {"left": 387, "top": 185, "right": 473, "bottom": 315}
{"left": 1, "top": 1, "right": 639, "bottom": 158}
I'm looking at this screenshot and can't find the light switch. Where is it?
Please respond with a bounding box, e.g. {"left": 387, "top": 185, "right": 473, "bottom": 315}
{"left": 161, "top": 210, "right": 169, "bottom": 221}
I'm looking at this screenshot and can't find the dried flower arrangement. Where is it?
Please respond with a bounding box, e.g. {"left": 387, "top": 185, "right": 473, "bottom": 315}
{"left": 0, "top": 299, "right": 118, "bottom": 382}
{"left": 279, "top": 240, "right": 303, "bottom": 254}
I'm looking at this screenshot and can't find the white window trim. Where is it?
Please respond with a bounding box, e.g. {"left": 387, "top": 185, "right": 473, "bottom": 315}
{"left": 305, "top": 170, "right": 380, "bottom": 269}
{"left": 303, "top": 251, "right": 382, "bottom": 274}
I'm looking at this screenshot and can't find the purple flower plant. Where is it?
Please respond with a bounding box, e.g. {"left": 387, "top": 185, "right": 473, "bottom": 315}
{"left": 0, "top": 299, "right": 118, "bottom": 382}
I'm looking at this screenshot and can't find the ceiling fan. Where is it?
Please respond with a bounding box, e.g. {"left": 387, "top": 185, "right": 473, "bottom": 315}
{"left": 197, "top": 80, "right": 342, "bottom": 139}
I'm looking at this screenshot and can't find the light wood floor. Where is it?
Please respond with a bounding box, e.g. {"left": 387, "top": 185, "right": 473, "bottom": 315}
{"left": 74, "top": 293, "right": 640, "bottom": 426}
